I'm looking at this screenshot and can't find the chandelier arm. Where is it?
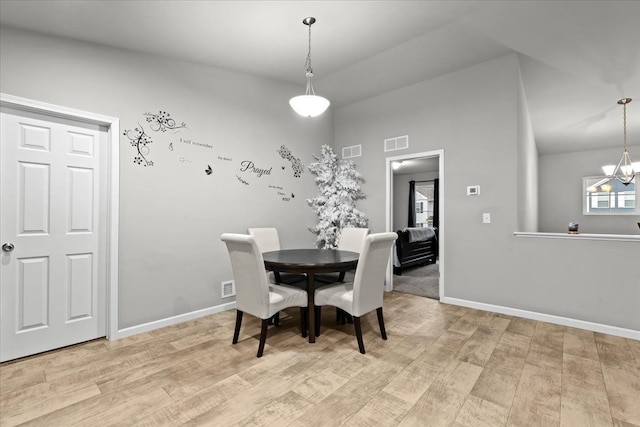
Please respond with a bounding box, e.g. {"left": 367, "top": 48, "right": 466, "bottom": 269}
{"left": 612, "top": 150, "right": 635, "bottom": 185}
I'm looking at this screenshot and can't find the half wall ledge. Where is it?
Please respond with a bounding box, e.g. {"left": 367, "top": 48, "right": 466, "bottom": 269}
{"left": 513, "top": 232, "right": 640, "bottom": 242}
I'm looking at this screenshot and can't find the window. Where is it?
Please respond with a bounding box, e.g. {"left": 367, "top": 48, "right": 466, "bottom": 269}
{"left": 415, "top": 181, "right": 434, "bottom": 226}
{"left": 583, "top": 176, "right": 639, "bottom": 215}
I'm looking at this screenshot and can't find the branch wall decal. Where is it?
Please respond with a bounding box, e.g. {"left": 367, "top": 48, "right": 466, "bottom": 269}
{"left": 123, "top": 124, "right": 154, "bottom": 167}
{"left": 144, "top": 111, "right": 187, "bottom": 132}
{"left": 277, "top": 145, "right": 305, "bottom": 178}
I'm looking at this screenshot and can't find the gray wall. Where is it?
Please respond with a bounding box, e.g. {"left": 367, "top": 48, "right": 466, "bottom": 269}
{"left": 517, "top": 64, "right": 539, "bottom": 232}
{"left": 393, "top": 171, "right": 439, "bottom": 232}
{"left": 334, "top": 53, "right": 639, "bottom": 331}
{"left": 0, "top": 27, "right": 330, "bottom": 329}
{"left": 506, "top": 236, "right": 639, "bottom": 330}
{"left": 2, "top": 27, "right": 637, "bottom": 333}
{"left": 539, "top": 145, "right": 640, "bottom": 234}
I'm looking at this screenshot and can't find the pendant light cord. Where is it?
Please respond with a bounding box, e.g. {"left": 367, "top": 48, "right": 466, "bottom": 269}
{"left": 305, "top": 22, "right": 313, "bottom": 75}
{"left": 304, "top": 20, "right": 316, "bottom": 96}
{"left": 623, "top": 101, "right": 628, "bottom": 152}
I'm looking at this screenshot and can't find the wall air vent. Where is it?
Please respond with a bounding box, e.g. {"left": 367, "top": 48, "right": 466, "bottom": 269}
{"left": 221, "top": 280, "right": 236, "bottom": 298}
{"left": 384, "top": 135, "right": 409, "bottom": 152}
{"left": 342, "top": 144, "right": 362, "bottom": 159}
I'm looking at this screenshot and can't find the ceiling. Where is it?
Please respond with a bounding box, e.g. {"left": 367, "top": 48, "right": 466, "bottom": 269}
{"left": 1, "top": 0, "right": 638, "bottom": 156}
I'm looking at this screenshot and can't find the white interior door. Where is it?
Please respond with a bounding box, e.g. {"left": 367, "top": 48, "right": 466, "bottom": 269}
{"left": 0, "top": 108, "right": 107, "bottom": 362}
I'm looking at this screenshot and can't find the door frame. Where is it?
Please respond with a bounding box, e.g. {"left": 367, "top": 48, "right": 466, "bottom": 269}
{"left": 1, "top": 93, "right": 120, "bottom": 341}
{"left": 385, "top": 149, "right": 444, "bottom": 298}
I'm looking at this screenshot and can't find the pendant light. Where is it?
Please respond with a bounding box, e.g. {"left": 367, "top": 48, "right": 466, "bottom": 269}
{"left": 602, "top": 98, "right": 636, "bottom": 185}
{"left": 289, "top": 17, "right": 330, "bottom": 118}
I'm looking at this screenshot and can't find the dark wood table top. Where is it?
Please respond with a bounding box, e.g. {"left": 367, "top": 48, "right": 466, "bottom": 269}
{"left": 262, "top": 249, "right": 359, "bottom": 274}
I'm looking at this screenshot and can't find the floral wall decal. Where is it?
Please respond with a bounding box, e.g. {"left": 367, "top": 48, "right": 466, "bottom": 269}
{"left": 123, "top": 124, "right": 154, "bottom": 167}
{"left": 277, "top": 145, "right": 305, "bottom": 178}
{"left": 124, "top": 110, "right": 188, "bottom": 166}
{"left": 144, "top": 111, "right": 187, "bottom": 132}
{"left": 123, "top": 111, "right": 306, "bottom": 199}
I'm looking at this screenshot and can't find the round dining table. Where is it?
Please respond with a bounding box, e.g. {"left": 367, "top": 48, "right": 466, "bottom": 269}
{"left": 262, "top": 249, "right": 359, "bottom": 343}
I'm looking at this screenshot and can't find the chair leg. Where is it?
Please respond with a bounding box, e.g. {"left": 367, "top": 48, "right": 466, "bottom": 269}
{"left": 300, "top": 307, "right": 308, "bottom": 338}
{"left": 377, "top": 307, "right": 387, "bottom": 340}
{"left": 336, "top": 308, "right": 351, "bottom": 325}
{"left": 346, "top": 313, "right": 353, "bottom": 324}
{"left": 353, "top": 316, "right": 365, "bottom": 354}
{"left": 315, "top": 306, "right": 321, "bottom": 337}
{"left": 232, "top": 310, "right": 243, "bottom": 344}
{"left": 257, "top": 319, "right": 269, "bottom": 358}
{"left": 267, "top": 312, "right": 280, "bottom": 326}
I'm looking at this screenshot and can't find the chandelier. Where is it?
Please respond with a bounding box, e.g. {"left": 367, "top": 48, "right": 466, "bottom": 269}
{"left": 602, "top": 98, "right": 636, "bottom": 185}
{"left": 289, "top": 17, "right": 330, "bottom": 118}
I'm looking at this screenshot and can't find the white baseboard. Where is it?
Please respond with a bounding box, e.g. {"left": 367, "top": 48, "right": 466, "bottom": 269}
{"left": 112, "top": 301, "right": 236, "bottom": 340}
{"left": 110, "top": 297, "right": 639, "bottom": 342}
{"left": 441, "top": 297, "right": 640, "bottom": 341}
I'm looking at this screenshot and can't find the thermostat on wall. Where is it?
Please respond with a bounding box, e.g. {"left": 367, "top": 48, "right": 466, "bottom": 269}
{"left": 467, "top": 185, "right": 480, "bottom": 196}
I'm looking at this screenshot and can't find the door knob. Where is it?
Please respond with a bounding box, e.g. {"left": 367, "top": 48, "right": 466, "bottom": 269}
{"left": 2, "top": 243, "right": 15, "bottom": 253}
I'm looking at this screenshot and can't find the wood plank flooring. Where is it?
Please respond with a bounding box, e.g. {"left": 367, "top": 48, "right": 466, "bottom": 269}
{"left": 1, "top": 291, "right": 639, "bottom": 426}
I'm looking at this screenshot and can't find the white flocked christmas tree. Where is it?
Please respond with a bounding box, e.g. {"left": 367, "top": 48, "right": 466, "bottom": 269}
{"left": 307, "top": 145, "right": 368, "bottom": 249}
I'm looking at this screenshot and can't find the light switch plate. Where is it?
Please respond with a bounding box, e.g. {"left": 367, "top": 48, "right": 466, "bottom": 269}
{"left": 483, "top": 213, "right": 491, "bottom": 223}
{"left": 467, "top": 185, "right": 480, "bottom": 196}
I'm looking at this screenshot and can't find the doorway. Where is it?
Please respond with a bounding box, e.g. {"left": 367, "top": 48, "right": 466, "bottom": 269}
{"left": 385, "top": 150, "right": 444, "bottom": 299}
{"left": 0, "top": 94, "right": 120, "bottom": 362}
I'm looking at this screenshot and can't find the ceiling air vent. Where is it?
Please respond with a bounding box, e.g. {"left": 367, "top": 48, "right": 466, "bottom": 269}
{"left": 342, "top": 144, "right": 362, "bottom": 159}
{"left": 221, "top": 280, "right": 236, "bottom": 298}
{"left": 384, "top": 135, "right": 409, "bottom": 152}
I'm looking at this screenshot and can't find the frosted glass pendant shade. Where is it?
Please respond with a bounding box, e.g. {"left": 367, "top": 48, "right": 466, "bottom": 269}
{"left": 289, "top": 95, "right": 330, "bottom": 118}
{"left": 289, "top": 18, "right": 330, "bottom": 118}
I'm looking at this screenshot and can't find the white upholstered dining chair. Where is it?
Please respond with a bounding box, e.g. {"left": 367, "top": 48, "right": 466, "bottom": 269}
{"left": 221, "top": 233, "right": 308, "bottom": 358}
{"left": 335, "top": 227, "right": 369, "bottom": 281}
{"left": 338, "top": 227, "right": 370, "bottom": 252}
{"left": 315, "top": 227, "right": 370, "bottom": 324}
{"left": 246, "top": 227, "right": 281, "bottom": 253}
{"left": 247, "top": 227, "right": 306, "bottom": 286}
{"left": 314, "top": 232, "right": 397, "bottom": 354}
{"left": 316, "top": 227, "right": 369, "bottom": 285}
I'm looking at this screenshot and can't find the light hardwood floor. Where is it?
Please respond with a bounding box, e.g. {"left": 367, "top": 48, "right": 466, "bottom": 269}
{"left": 1, "top": 291, "right": 639, "bottom": 426}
